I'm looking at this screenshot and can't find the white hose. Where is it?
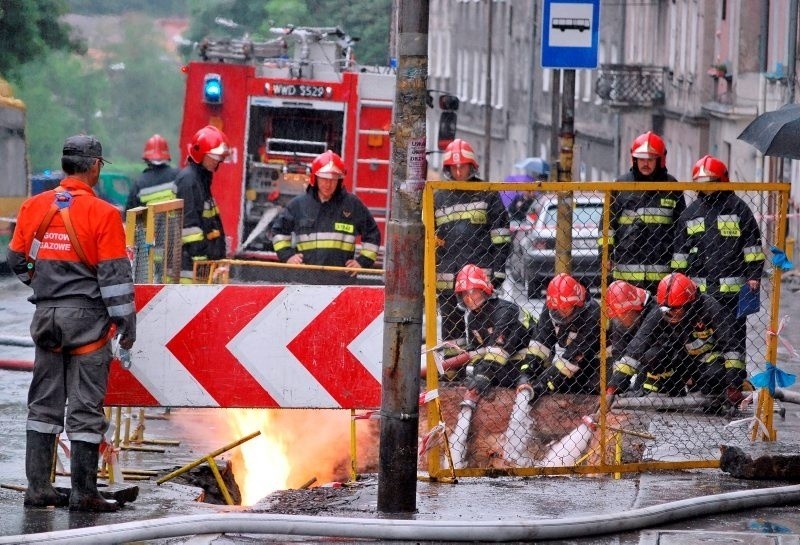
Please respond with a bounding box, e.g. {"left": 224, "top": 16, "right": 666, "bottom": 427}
{"left": 3, "top": 484, "right": 799, "bottom": 544}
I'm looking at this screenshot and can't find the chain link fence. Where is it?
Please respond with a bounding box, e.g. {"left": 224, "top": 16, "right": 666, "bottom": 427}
{"left": 125, "top": 199, "right": 183, "bottom": 284}
{"left": 421, "top": 180, "right": 792, "bottom": 478}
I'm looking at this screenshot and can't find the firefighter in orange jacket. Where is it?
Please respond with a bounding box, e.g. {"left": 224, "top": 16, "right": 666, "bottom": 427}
{"left": 176, "top": 125, "right": 230, "bottom": 282}
{"left": 8, "top": 135, "right": 135, "bottom": 512}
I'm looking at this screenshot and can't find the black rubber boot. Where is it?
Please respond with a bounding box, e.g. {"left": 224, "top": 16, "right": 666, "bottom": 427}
{"left": 68, "top": 441, "right": 119, "bottom": 512}
{"left": 24, "top": 431, "right": 69, "bottom": 508}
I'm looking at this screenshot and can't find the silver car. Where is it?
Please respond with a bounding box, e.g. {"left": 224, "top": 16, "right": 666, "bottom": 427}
{"left": 507, "top": 193, "right": 603, "bottom": 298}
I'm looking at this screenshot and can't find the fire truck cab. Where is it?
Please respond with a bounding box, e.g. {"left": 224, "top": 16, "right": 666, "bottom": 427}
{"left": 178, "top": 27, "right": 395, "bottom": 261}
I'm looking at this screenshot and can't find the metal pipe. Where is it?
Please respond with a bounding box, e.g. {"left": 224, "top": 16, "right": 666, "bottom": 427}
{"left": 4, "top": 484, "right": 800, "bottom": 544}
{"left": 0, "top": 359, "right": 33, "bottom": 372}
{"left": 156, "top": 430, "right": 260, "bottom": 485}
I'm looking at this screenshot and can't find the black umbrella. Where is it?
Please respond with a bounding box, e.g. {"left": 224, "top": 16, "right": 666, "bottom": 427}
{"left": 738, "top": 103, "right": 800, "bottom": 159}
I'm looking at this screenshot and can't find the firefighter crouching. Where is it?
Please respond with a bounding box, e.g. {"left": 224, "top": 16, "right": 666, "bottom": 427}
{"left": 604, "top": 280, "right": 666, "bottom": 395}
{"left": 519, "top": 274, "right": 601, "bottom": 405}
{"left": 671, "top": 155, "right": 765, "bottom": 364}
{"left": 270, "top": 150, "right": 381, "bottom": 283}
{"left": 434, "top": 139, "right": 511, "bottom": 355}
{"left": 446, "top": 264, "right": 536, "bottom": 469}
{"left": 8, "top": 135, "right": 136, "bottom": 512}
{"left": 607, "top": 273, "right": 746, "bottom": 411}
{"left": 176, "top": 125, "right": 230, "bottom": 283}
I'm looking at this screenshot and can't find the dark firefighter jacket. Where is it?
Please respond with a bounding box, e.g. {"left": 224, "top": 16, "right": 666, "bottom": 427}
{"left": 271, "top": 184, "right": 381, "bottom": 268}
{"left": 671, "top": 191, "right": 765, "bottom": 297}
{"left": 434, "top": 176, "right": 511, "bottom": 289}
{"left": 175, "top": 161, "right": 226, "bottom": 270}
{"left": 528, "top": 297, "right": 602, "bottom": 377}
{"left": 125, "top": 163, "right": 179, "bottom": 210}
{"left": 464, "top": 297, "right": 536, "bottom": 366}
{"left": 617, "top": 293, "right": 743, "bottom": 378}
{"left": 602, "top": 169, "right": 684, "bottom": 284}
{"left": 609, "top": 295, "right": 660, "bottom": 359}
{"left": 7, "top": 178, "right": 136, "bottom": 342}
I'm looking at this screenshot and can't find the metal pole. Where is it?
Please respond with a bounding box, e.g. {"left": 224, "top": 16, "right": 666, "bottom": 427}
{"left": 555, "top": 69, "right": 576, "bottom": 274}
{"left": 484, "top": 0, "right": 494, "bottom": 178}
{"left": 377, "top": 0, "right": 428, "bottom": 514}
{"left": 549, "top": 70, "right": 561, "bottom": 181}
{"left": 788, "top": 0, "right": 798, "bottom": 103}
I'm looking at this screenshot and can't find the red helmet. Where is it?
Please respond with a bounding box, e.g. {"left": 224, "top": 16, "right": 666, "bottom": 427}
{"left": 454, "top": 264, "right": 493, "bottom": 296}
{"left": 692, "top": 154, "right": 729, "bottom": 184}
{"left": 443, "top": 138, "right": 478, "bottom": 168}
{"left": 143, "top": 134, "right": 171, "bottom": 162}
{"left": 657, "top": 273, "right": 697, "bottom": 309}
{"left": 309, "top": 150, "right": 346, "bottom": 186}
{"left": 606, "top": 280, "right": 648, "bottom": 319}
{"left": 188, "top": 125, "right": 230, "bottom": 164}
{"left": 546, "top": 273, "right": 586, "bottom": 313}
{"left": 630, "top": 131, "right": 666, "bottom": 165}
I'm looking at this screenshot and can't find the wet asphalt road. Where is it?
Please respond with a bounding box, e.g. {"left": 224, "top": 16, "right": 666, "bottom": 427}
{"left": 1, "top": 273, "right": 800, "bottom": 543}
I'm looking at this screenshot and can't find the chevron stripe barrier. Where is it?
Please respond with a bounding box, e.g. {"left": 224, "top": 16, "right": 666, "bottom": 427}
{"left": 105, "top": 284, "right": 384, "bottom": 409}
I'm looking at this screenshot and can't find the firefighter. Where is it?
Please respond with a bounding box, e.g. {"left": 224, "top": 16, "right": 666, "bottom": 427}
{"left": 175, "top": 125, "right": 230, "bottom": 283}
{"left": 447, "top": 264, "right": 536, "bottom": 468}
{"left": 8, "top": 135, "right": 136, "bottom": 512}
{"left": 520, "top": 273, "right": 601, "bottom": 404}
{"left": 607, "top": 273, "right": 746, "bottom": 408}
{"left": 603, "top": 131, "right": 685, "bottom": 293}
{"left": 125, "top": 134, "right": 180, "bottom": 210}
{"left": 435, "top": 139, "right": 511, "bottom": 351}
{"left": 671, "top": 155, "right": 765, "bottom": 361}
{"left": 270, "top": 150, "right": 381, "bottom": 280}
{"left": 605, "top": 280, "right": 682, "bottom": 396}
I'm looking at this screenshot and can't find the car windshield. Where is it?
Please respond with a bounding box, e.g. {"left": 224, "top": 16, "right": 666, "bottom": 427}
{"left": 541, "top": 203, "right": 602, "bottom": 228}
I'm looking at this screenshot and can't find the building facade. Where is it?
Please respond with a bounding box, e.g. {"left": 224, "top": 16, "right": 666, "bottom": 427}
{"left": 427, "top": 0, "right": 799, "bottom": 257}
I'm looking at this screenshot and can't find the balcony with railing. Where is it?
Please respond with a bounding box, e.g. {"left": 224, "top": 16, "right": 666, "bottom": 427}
{"left": 595, "top": 64, "right": 666, "bottom": 107}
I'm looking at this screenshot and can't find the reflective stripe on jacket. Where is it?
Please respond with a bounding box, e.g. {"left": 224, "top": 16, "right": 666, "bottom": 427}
{"left": 670, "top": 191, "right": 765, "bottom": 296}
{"left": 8, "top": 178, "right": 136, "bottom": 341}
{"left": 175, "top": 161, "right": 226, "bottom": 269}
{"left": 271, "top": 184, "right": 381, "bottom": 268}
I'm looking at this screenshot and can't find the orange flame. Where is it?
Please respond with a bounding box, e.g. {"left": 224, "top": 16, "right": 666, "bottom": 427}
{"left": 226, "top": 408, "right": 379, "bottom": 505}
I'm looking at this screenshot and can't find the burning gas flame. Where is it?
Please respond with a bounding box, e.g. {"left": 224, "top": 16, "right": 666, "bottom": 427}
{"left": 227, "top": 409, "right": 291, "bottom": 504}
{"left": 225, "top": 408, "right": 379, "bottom": 505}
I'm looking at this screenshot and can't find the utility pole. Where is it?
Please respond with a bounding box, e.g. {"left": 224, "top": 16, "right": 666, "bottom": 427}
{"left": 554, "top": 69, "right": 575, "bottom": 274}
{"left": 484, "top": 0, "right": 493, "bottom": 178}
{"left": 377, "top": 0, "right": 428, "bottom": 514}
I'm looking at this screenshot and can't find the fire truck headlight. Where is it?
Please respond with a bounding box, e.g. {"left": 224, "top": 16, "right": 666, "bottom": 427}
{"left": 325, "top": 86, "right": 333, "bottom": 98}
{"left": 203, "top": 73, "right": 223, "bottom": 104}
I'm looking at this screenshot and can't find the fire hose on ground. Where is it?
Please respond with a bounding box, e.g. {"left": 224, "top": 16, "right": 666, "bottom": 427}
{"left": 2, "top": 484, "right": 800, "bottom": 544}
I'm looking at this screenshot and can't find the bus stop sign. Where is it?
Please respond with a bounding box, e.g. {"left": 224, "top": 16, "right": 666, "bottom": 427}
{"left": 541, "top": 0, "right": 601, "bottom": 69}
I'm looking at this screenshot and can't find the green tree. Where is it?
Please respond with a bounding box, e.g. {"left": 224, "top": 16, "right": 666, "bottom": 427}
{"left": 102, "top": 14, "right": 185, "bottom": 167}
{"left": 0, "top": 0, "right": 85, "bottom": 78}
{"left": 15, "top": 52, "right": 109, "bottom": 171}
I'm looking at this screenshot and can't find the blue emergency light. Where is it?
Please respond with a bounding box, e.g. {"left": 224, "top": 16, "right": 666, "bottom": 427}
{"left": 203, "top": 73, "right": 223, "bottom": 104}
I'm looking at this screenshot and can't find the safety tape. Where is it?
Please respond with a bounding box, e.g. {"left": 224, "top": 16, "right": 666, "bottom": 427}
{"left": 767, "top": 315, "right": 799, "bottom": 359}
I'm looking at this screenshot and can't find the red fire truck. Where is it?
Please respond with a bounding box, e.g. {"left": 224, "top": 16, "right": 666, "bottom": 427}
{"left": 177, "top": 27, "right": 395, "bottom": 260}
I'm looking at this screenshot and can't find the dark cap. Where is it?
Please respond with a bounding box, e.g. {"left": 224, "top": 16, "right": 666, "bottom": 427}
{"left": 62, "top": 134, "right": 111, "bottom": 164}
